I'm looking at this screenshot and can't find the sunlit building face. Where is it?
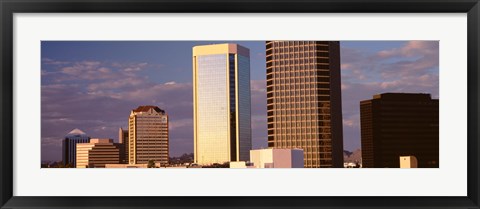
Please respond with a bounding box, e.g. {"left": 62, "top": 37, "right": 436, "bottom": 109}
{"left": 266, "top": 41, "right": 344, "bottom": 168}
{"left": 193, "top": 43, "right": 252, "bottom": 165}
{"left": 128, "top": 106, "right": 169, "bottom": 165}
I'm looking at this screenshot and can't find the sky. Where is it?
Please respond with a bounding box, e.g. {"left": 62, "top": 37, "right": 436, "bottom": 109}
{"left": 41, "top": 41, "right": 439, "bottom": 162}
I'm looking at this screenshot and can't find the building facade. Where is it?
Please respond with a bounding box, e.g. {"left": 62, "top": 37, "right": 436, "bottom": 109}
{"left": 118, "top": 128, "right": 129, "bottom": 163}
{"left": 250, "top": 148, "right": 304, "bottom": 168}
{"left": 128, "top": 106, "right": 169, "bottom": 165}
{"left": 400, "top": 156, "right": 418, "bottom": 168}
{"left": 265, "top": 41, "right": 344, "bottom": 168}
{"left": 192, "top": 43, "right": 252, "bottom": 165}
{"left": 76, "top": 138, "right": 120, "bottom": 168}
{"left": 360, "top": 93, "right": 439, "bottom": 168}
{"left": 62, "top": 128, "right": 90, "bottom": 167}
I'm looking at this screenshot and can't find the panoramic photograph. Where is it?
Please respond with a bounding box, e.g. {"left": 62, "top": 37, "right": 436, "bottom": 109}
{"left": 41, "top": 41, "right": 439, "bottom": 169}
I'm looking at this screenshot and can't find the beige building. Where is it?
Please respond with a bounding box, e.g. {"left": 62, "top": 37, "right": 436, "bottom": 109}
{"left": 128, "top": 106, "right": 169, "bottom": 165}
{"left": 76, "top": 139, "right": 120, "bottom": 168}
{"left": 192, "top": 44, "right": 252, "bottom": 165}
{"left": 229, "top": 161, "right": 255, "bottom": 168}
{"left": 400, "top": 156, "right": 418, "bottom": 168}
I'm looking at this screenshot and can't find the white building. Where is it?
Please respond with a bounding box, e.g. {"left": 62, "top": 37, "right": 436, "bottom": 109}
{"left": 400, "top": 156, "right": 418, "bottom": 168}
{"left": 230, "top": 161, "right": 255, "bottom": 168}
{"left": 249, "top": 148, "right": 304, "bottom": 168}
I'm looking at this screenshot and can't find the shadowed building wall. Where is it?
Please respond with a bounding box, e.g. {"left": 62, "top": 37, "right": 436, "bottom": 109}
{"left": 192, "top": 43, "right": 252, "bottom": 165}
{"left": 360, "top": 93, "right": 439, "bottom": 168}
{"left": 118, "top": 128, "right": 129, "bottom": 164}
{"left": 265, "top": 41, "right": 344, "bottom": 168}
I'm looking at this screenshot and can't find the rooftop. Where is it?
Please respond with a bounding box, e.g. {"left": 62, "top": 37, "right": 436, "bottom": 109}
{"left": 371, "top": 93, "right": 434, "bottom": 101}
{"left": 132, "top": 105, "right": 165, "bottom": 113}
{"left": 65, "top": 128, "right": 87, "bottom": 137}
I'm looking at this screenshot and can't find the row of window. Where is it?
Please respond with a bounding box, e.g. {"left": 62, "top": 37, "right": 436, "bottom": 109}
{"left": 267, "top": 51, "right": 330, "bottom": 58}
{"left": 269, "top": 45, "right": 329, "bottom": 54}
{"left": 269, "top": 126, "right": 332, "bottom": 132}
{"left": 267, "top": 96, "right": 331, "bottom": 105}
{"left": 270, "top": 40, "right": 330, "bottom": 45}
{"left": 268, "top": 134, "right": 332, "bottom": 140}
{"left": 267, "top": 58, "right": 330, "bottom": 65}
{"left": 267, "top": 81, "right": 331, "bottom": 89}
{"left": 268, "top": 88, "right": 331, "bottom": 95}
{"left": 268, "top": 117, "right": 331, "bottom": 124}
{"left": 267, "top": 70, "right": 330, "bottom": 78}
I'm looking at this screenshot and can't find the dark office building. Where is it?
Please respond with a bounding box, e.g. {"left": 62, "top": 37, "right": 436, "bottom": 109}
{"left": 360, "top": 93, "right": 439, "bottom": 168}
{"left": 62, "top": 128, "right": 90, "bottom": 167}
{"left": 266, "top": 41, "right": 344, "bottom": 168}
{"left": 118, "top": 128, "right": 129, "bottom": 164}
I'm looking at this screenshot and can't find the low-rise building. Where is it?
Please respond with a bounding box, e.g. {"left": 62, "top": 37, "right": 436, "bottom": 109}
{"left": 250, "top": 148, "right": 304, "bottom": 168}
{"left": 400, "top": 156, "right": 418, "bottom": 168}
{"left": 105, "top": 163, "right": 160, "bottom": 168}
{"left": 76, "top": 139, "right": 120, "bottom": 168}
{"left": 229, "top": 161, "right": 255, "bottom": 168}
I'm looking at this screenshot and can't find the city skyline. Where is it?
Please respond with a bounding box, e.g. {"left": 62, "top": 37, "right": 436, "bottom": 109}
{"left": 41, "top": 41, "right": 439, "bottom": 162}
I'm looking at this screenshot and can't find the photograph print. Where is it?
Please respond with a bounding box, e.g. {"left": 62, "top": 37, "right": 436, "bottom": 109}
{"left": 41, "top": 41, "right": 439, "bottom": 169}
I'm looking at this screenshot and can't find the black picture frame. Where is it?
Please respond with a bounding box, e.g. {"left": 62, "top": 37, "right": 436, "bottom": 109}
{"left": 1, "top": 0, "right": 479, "bottom": 208}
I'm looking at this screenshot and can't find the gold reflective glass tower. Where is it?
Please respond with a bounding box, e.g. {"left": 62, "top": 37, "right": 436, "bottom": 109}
{"left": 266, "top": 41, "right": 344, "bottom": 168}
{"left": 193, "top": 43, "right": 252, "bottom": 165}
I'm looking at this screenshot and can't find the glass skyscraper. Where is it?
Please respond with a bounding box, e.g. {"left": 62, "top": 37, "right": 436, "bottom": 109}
{"left": 266, "top": 41, "right": 344, "bottom": 168}
{"left": 193, "top": 43, "right": 252, "bottom": 165}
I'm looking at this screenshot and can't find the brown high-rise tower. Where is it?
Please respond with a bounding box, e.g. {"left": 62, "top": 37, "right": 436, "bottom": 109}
{"left": 266, "top": 41, "right": 344, "bottom": 168}
{"left": 128, "top": 106, "right": 169, "bottom": 165}
{"left": 360, "top": 93, "right": 439, "bottom": 168}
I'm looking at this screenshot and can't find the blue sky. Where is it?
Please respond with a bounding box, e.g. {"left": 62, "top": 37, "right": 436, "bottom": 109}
{"left": 41, "top": 41, "right": 439, "bottom": 162}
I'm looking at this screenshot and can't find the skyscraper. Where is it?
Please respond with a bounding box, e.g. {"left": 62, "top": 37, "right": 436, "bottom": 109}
{"left": 128, "top": 106, "right": 169, "bottom": 165}
{"left": 192, "top": 43, "right": 252, "bottom": 165}
{"left": 360, "top": 93, "right": 439, "bottom": 168}
{"left": 266, "top": 41, "right": 344, "bottom": 168}
{"left": 62, "top": 128, "right": 90, "bottom": 167}
{"left": 118, "top": 128, "right": 129, "bottom": 164}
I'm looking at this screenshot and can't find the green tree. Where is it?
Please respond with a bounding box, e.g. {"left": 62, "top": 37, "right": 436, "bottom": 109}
{"left": 147, "top": 159, "right": 156, "bottom": 168}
